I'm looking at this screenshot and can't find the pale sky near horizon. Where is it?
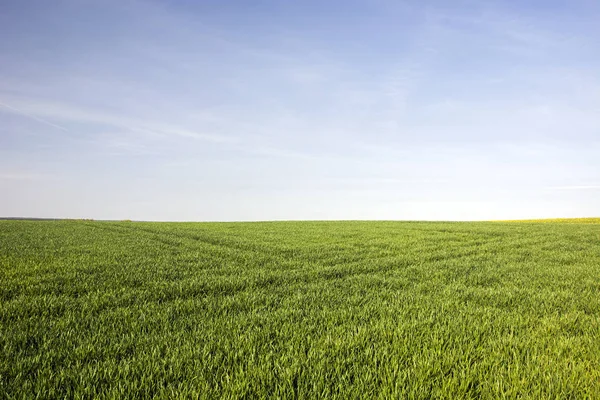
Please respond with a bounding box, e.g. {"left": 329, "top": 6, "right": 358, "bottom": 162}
{"left": 1, "top": 0, "right": 599, "bottom": 221}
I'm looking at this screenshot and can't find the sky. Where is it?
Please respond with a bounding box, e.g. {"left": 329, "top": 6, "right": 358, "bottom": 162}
{"left": 1, "top": 0, "right": 599, "bottom": 221}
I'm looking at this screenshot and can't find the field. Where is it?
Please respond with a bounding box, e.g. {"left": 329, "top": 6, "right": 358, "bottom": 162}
{"left": 1, "top": 219, "right": 600, "bottom": 398}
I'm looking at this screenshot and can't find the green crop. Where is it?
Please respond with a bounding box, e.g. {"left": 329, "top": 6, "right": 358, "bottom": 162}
{"left": 1, "top": 220, "right": 599, "bottom": 398}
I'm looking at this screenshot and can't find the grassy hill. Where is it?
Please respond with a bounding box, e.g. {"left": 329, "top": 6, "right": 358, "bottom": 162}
{"left": 1, "top": 219, "right": 599, "bottom": 398}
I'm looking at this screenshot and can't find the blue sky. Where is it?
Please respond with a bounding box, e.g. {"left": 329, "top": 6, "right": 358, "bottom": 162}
{"left": 1, "top": 0, "right": 599, "bottom": 221}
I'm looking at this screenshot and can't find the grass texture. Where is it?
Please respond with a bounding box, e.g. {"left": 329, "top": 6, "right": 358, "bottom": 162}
{"left": 1, "top": 220, "right": 600, "bottom": 398}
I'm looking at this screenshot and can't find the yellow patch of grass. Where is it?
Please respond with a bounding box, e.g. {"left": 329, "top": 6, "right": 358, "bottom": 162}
{"left": 492, "top": 217, "right": 600, "bottom": 224}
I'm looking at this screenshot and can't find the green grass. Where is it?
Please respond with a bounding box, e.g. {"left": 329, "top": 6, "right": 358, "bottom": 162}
{"left": 1, "top": 220, "right": 600, "bottom": 399}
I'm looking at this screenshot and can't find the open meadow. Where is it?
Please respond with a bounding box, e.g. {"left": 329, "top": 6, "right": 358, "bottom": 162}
{"left": 1, "top": 219, "right": 600, "bottom": 398}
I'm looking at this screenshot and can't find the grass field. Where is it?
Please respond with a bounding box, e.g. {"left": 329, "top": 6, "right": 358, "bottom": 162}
{"left": 1, "top": 219, "right": 600, "bottom": 398}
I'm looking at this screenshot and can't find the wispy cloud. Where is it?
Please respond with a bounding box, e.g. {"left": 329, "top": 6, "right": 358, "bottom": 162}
{"left": 0, "top": 96, "right": 239, "bottom": 144}
{"left": 0, "top": 172, "right": 48, "bottom": 181}
{"left": 0, "top": 101, "right": 69, "bottom": 132}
